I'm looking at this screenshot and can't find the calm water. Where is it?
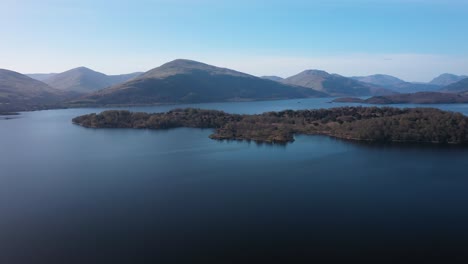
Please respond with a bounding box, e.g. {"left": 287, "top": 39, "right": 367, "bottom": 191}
{"left": 2, "top": 98, "right": 468, "bottom": 263}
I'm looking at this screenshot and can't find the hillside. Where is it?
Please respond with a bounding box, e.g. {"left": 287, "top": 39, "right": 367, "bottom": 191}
{"left": 440, "top": 78, "right": 468, "bottom": 93}
{"left": 282, "top": 70, "right": 394, "bottom": 96}
{"left": 0, "top": 69, "right": 67, "bottom": 112}
{"left": 430, "top": 73, "right": 468, "bottom": 86}
{"left": 44, "top": 67, "right": 142, "bottom": 94}
{"left": 74, "top": 59, "right": 326, "bottom": 106}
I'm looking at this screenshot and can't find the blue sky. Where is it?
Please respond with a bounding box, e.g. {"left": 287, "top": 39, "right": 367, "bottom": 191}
{"left": 1, "top": 0, "right": 468, "bottom": 81}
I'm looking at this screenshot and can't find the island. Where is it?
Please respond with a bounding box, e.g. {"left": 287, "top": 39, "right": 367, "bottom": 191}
{"left": 72, "top": 107, "right": 468, "bottom": 145}
{"left": 333, "top": 92, "right": 468, "bottom": 104}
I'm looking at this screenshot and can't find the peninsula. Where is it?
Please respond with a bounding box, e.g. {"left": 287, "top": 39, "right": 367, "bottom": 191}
{"left": 72, "top": 107, "right": 468, "bottom": 144}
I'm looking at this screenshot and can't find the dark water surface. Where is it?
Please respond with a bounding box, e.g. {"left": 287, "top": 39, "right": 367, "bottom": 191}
{"left": 2, "top": 98, "right": 468, "bottom": 263}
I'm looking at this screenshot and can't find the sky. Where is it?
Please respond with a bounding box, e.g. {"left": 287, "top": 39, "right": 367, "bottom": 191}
{"left": 1, "top": 0, "right": 467, "bottom": 82}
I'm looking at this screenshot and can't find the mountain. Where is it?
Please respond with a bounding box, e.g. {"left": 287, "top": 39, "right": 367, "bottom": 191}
{"left": 44, "top": 67, "right": 142, "bottom": 94}
{"left": 440, "top": 78, "right": 468, "bottom": 93}
{"left": 27, "top": 73, "right": 58, "bottom": 81}
{"left": 0, "top": 69, "right": 67, "bottom": 112}
{"left": 352, "top": 74, "right": 406, "bottom": 87}
{"left": 74, "top": 59, "right": 326, "bottom": 106}
{"left": 282, "top": 70, "right": 395, "bottom": 96}
{"left": 429, "top": 73, "right": 468, "bottom": 86}
{"left": 352, "top": 74, "right": 441, "bottom": 93}
{"left": 261, "top": 76, "right": 284, "bottom": 82}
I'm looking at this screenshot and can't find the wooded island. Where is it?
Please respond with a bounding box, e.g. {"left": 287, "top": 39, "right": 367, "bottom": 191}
{"left": 72, "top": 107, "right": 468, "bottom": 144}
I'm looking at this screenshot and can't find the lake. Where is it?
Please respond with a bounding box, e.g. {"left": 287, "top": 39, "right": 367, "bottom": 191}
{"left": 2, "top": 98, "right": 468, "bottom": 263}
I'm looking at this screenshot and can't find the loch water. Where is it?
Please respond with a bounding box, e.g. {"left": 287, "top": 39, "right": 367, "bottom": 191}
{"left": 2, "top": 98, "right": 468, "bottom": 263}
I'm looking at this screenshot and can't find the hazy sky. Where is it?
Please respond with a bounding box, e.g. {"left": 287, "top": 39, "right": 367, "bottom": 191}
{"left": 1, "top": 0, "right": 467, "bottom": 81}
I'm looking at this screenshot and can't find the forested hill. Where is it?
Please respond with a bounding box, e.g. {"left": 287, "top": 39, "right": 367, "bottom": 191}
{"left": 73, "top": 107, "right": 468, "bottom": 145}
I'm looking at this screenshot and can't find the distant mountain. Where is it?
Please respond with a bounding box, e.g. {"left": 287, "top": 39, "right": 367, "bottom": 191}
{"left": 261, "top": 76, "right": 284, "bottom": 82}
{"left": 333, "top": 92, "right": 468, "bottom": 105}
{"left": 282, "top": 70, "right": 395, "bottom": 96}
{"left": 44, "top": 67, "right": 142, "bottom": 94}
{"left": 0, "top": 69, "right": 68, "bottom": 112}
{"left": 352, "top": 74, "right": 441, "bottom": 93}
{"left": 27, "top": 73, "right": 58, "bottom": 81}
{"left": 440, "top": 78, "right": 468, "bottom": 93}
{"left": 429, "top": 73, "right": 468, "bottom": 86}
{"left": 74, "top": 59, "right": 326, "bottom": 106}
{"left": 352, "top": 74, "right": 406, "bottom": 87}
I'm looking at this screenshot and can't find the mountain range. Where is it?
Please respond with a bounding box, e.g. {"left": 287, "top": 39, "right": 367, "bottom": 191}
{"left": 42, "top": 67, "right": 142, "bottom": 94}
{"left": 351, "top": 74, "right": 442, "bottom": 93}
{"left": 352, "top": 74, "right": 406, "bottom": 87}
{"left": 282, "top": 70, "right": 395, "bottom": 96}
{"left": 1, "top": 59, "right": 468, "bottom": 112}
{"left": 75, "top": 59, "right": 326, "bottom": 105}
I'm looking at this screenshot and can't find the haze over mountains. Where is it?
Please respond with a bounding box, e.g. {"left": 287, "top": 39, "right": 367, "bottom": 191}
{"left": 1, "top": 58, "right": 468, "bottom": 112}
